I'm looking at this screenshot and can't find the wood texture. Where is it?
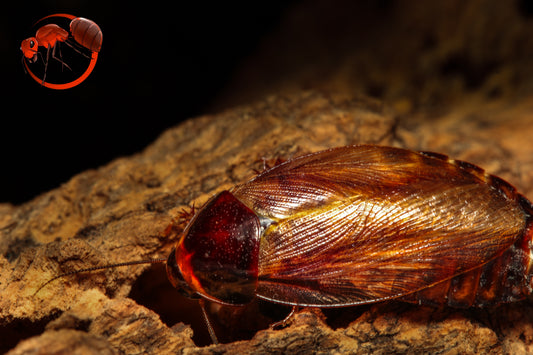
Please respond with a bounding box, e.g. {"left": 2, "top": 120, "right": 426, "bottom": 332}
{"left": 4, "top": 1, "right": 533, "bottom": 353}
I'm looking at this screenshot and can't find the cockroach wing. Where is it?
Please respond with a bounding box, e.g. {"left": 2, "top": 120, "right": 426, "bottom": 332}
{"left": 231, "top": 146, "right": 528, "bottom": 306}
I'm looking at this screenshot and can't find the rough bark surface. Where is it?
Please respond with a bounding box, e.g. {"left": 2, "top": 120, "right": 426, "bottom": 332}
{"left": 4, "top": 1, "right": 533, "bottom": 354}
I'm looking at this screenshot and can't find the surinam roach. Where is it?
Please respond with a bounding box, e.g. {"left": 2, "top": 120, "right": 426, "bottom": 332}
{"left": 37, "top": 145, "right": 533, "bottom": 342}
{"left": 166, "top": 145, "right": 533, "bottom": 309}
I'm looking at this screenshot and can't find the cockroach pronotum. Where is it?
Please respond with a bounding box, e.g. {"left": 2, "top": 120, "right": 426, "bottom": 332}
{"left": 37, "top": 145, "right": 533, "bottom": 343}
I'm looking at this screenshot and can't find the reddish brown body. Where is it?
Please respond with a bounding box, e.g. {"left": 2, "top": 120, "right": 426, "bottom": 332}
{"left": 70, "top": 17, "right": 102, "bottom": 53}
{"left": 20, "top": 24, "right": 68, "bottom": 60}
{"left": 166, "top": 145, "right": 533, "bottom": 309}
{"left": 34, "top": 24, "right": 69, "bottom": 49}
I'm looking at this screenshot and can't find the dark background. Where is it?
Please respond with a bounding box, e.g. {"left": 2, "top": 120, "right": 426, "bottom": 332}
{"left": 5, "top": 1, "right": 533, "bottom": 205}
{"left": 1, "top": 1, "right": 295, "bottom": 204}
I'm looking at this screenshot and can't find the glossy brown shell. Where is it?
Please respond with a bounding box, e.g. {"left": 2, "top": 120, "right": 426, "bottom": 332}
{"left": 70, "top": 17, "right": 102, "bottom": 52}
{"left": 230, "top": 145, "right": 533, "bottom": 308}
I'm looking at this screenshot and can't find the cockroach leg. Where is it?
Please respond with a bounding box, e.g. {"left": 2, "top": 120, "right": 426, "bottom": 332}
{"left": 199, "top": 299, "right": 219, "bottom": 344}
{"left": 51, "top": 43, "right": 72, "bottom": 72}
{"left": 42, "top": 46, "right": 50, "bottom": 84}
{"left": 253, "top": 156, "right": 287, "bottom": 174}
{"left": 270, "top": 306, "right": 298, "bottom": 330}
{"left": 63, "top": 39, "right": 91, "bottom": 59}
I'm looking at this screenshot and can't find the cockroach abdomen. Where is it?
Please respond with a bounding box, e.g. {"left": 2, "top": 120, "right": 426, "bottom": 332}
{"left": 174, "top": 191, "right": 261, "bottom": 305}
{"left": 402, "top": 157, "right": 533, "bottom": 308}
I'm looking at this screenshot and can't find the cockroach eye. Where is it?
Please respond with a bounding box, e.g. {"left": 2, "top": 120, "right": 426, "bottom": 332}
{"left": 166, "top": 248, "right": 199, "bottom": 299}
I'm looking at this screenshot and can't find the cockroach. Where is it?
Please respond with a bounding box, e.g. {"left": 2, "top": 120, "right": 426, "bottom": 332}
{"left": 37, "top": 145, "right": 533, "bottom": 342}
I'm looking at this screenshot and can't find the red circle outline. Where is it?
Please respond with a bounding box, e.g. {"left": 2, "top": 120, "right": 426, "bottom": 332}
{"left": 23, "top": 13, "right": 99, "bottom": 90}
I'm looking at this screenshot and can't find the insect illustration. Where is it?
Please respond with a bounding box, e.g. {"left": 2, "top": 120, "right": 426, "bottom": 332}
{"left": 20, "top": 13, "right": 102, "bottom": 90}
{"left": 39, "top": 145, "right": 533, "bottom": 342}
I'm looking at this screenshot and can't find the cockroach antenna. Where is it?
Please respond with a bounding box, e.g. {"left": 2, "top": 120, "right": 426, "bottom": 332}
{"left": 33, "top": 256, "right": 220, "bottom": 344}
{"left": 33, "top": 258, "right": 167, "bottom": 296}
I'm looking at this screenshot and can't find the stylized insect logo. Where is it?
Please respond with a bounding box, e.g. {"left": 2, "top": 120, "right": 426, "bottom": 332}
{"left": 20, "top": 13, "right": 102, "bottom": 90}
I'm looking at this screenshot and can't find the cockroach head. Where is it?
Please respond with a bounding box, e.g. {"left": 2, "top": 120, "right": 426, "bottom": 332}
{"left": 166, "top": 247, "right": 200, "bottom": 299}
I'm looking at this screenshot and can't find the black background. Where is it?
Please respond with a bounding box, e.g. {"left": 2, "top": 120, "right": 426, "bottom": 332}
{"left": 1, "top": 1, "right": 294, "bottom": 204}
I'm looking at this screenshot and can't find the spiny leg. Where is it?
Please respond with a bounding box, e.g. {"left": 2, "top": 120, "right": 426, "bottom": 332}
{"left": 51, "top": 43, "right": 72, "bottom": 72}
{"left": 63, "top": 39, "right": 91, "bottom": 59}
{"left": 42, "top": 46, "right": 50, "bottom": 85}
{"left": 270, "top": 306, "right": 298, "bottom": 329}
{"left": 198, "top": 299, "right": 219, "bottom": 344}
